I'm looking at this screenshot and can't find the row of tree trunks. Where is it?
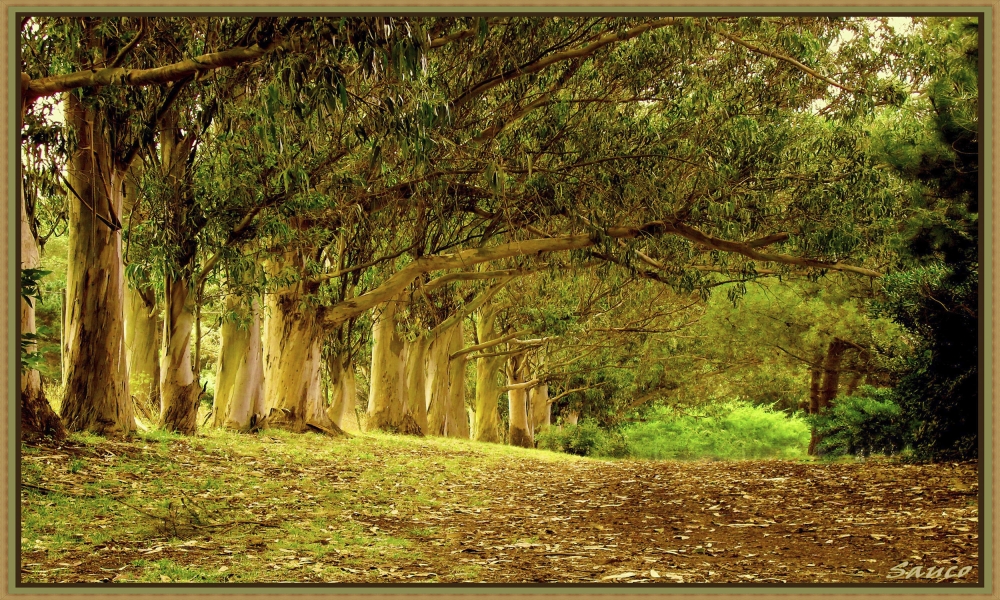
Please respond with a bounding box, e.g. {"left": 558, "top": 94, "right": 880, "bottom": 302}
{"left": 59, "top": 92, "right": 134, "bottom": 436}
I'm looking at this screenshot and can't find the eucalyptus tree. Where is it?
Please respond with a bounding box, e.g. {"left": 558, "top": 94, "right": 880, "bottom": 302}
{"left": 20, "top": 16, "right": 312, "bottom": 434}
{"left": 19, "top": 98, "right": 66, "bottom": 439}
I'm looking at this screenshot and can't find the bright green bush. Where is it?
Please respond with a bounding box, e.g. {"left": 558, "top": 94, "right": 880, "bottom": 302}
{"left": 810, "top": 387, "right": 908, "bottom": 457}
{"left": 536, "top": 421, "right": 631, "bottom": 458}
{"left": 624, "top": 400, "right": 810, "bottom": 460}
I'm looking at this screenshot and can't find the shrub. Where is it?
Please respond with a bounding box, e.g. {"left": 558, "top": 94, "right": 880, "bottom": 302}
{"left": 624, "top": 400, "right": 810, "bottom": 460}
{"left": 811, "top": 387, "right": 909, "bottom": 457}
{"left": 536, "top": 421, "right": 631, "bottom": 458}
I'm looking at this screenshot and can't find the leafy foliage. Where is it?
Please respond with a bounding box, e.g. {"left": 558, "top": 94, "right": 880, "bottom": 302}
{"left": 623, "top": 401, "right": 810, "bottom": 460}
{"left": 809, "top": 387, "right": 908, "bottom": 457}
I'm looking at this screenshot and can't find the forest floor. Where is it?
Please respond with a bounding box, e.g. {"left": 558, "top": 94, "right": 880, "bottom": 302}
{"left": 19, "top": 427, "right": 980, "bottom": 586}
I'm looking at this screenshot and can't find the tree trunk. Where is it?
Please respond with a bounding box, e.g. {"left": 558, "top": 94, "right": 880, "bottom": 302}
{"left": 124, "top": 285, "right": 161, "bottom": 422}
{"left": 59, "top": 92, "right": 133, "bottom": 436}
{"left": 403, "top": 336, "right": 429, "bottom": 434}
{"left": 808, "top": 366, "right": 822, "bottom": 415}
{"left": 530, "top": 383, "right": 551, "bottom": 435}
{"left": 327, "top": 353, "right": 357, "bottom": 431}
{"left": 507, "top": 354, "right": 533, "bottom": 448}
{"left": 262, "top": 285, "right": 327, "bottom": 432}
{"left": 445, "top": 322, "right": 470, "bottom": 438}
{"left": 564, "top": 411, "right": 579, "bottom": 426}
{"left": 159, "top": 276, "right": 201, "bottom": 434}
{"left": 425, "top": 328, "right": 453, "bottom": 436}
{"left": 845, "top": 371, "right": 864, "bottom": 397}
{"left": 819, "top": 339, "right": 850, "bottom": 410}
{"left": 213, "top": 295, "right": 264, "bottom": 430}
{"left": 367, "top": 297, "right": 420, "bottom": 434}
{"left": 20, "top": 175, "right": 64, "bottom": 441}
{"left": 473, "top": 306, "right": 505, "bottom": 443}
{"left": 807, "top": 365, "right": 822, "bottom": 455}
{"left": 156, "top": 110, "right": 203, "bottom": 434}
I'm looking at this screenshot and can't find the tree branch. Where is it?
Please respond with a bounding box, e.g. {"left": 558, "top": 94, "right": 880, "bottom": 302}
{"left": 451, "top": 18, "right": 678, "bottom": 110}
{"left": 450, "top": 328, "right": 534, "bottom": 361}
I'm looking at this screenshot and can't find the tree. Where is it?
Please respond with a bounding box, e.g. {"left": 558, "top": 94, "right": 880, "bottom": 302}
{"left": 874, "top": 17, "right": 979, "bottom": 460}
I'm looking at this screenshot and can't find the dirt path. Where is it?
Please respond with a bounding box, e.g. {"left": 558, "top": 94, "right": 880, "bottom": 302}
{"left": 20, "top": 433, "right": 979, "bottom": 585}
{"left": 380, "top": 458, "right": 980, "bottom": 583}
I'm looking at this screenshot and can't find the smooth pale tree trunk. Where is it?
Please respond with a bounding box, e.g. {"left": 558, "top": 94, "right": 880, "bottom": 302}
{"left": 474, "top": 355, "right": 505, "bottom": 442}
{"left": 159, "top": 276, "right": 201, "bottom": 433}
{"left": 425, "top": 328, "right": 453, "bottom": 436}
{"left": 327, "top": 354, "right": 358, "bottom": 431}
{"left": 124, "top": 286, "right": 161, "bottom": 422}
{"left": 403, "top": 336, "right": 429, "bottom": 433}
{"left": 262, "top": 284, "right": 327, "bottom": 432}
{"left": 530, "top": 384, "right": 551, "bottom": 434}
{"left": 445, "top": 322, "right": 470, "bottom": 438}
{"left": 60, "top": 92, "right": 133, "bottom": 435}
{"left": 473, "top": 305, "right": 505, "bottom": 443}
{"left": 213, "top": 295, "right": 264, "bottom": 430}
{"left": 507, "top": 354, "right": 533, "bottom": 448}
{"left": 564, "top": 411, "right": 579, "bottom": 426}
{"left": 367, "top": 297, "right": 420, "bottom": 433}
{"left": 156, "top": 112, "right": 204, "bottom": 434}
{"left": 20, "top": 178, "right": 64, "bottom": 440}
{"left": 121, "top": 170, "right": 159, "bottom": 422}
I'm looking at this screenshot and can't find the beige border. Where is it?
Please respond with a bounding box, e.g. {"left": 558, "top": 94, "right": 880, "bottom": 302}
{"left": 3, "top": 4, "right": 994, "bottom": 599}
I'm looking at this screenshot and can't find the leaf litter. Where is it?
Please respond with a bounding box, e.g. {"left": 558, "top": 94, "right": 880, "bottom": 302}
{"left": 19, "top": 431, "right": 979, "bottom": 584}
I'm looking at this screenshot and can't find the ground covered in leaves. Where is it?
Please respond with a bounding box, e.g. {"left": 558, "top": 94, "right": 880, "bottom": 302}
{"left": 20, "top": 429, "right": 979, "bottom": 585}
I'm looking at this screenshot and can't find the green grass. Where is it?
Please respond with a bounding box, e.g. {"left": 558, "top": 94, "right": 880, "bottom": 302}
{"left": 20, "top": 427, "right": 586, "bottom": 583}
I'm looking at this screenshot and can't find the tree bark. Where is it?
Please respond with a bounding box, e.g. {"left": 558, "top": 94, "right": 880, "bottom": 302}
{"left": 403, "top": 336, "right": 429, "bottom": 434}
{"left": 262, "top": 281, "right": 327, "bottom": 432}
{"left": 819, "top": 339, "right": 850, "bottom": 410}
{"left": 445, "top": 322, "right": 470, "bottom": 438}
{"left": 473, "top": 305, "right": 505, "bottom": 443}
{"left": 327, "top": 353, "right": 357, "bottom": 431}
{"left": 530, "top": 383, "right": 551, "bottom": 435}
{"left": 425, "top": 326, "right": 453, "bottom": 436}
{"left": 213, "top": 295, "right": 264, "bottom": 430}
{"left": 59, "top": 92, "right": 133, "bottom": 436}
{"left": 159, "top": 275, "right": 201, "bottom": 434}
{"left": 124, "top": 285, "right": 160, "bottom": 423}
{"left": 564, "top": 411, "right": 579, "bottom": 426}
{"left": 845, "top": 371, "right": 864, "bottom": 397}
{"left": 156, "top": 110, "right": 203, "bottom": 434}
{"left": 807, "top": 364, "right": 822, "bottom": 455}
{"left": 367, "top": 296, "right": 420, "bottom": 434}
{"left": 20, "top": 173, "right": 65, "bottom": 441}
{"left": 808, "top": 366, "right": 822, "bottom": 415}
{"left": 507, "top": 353, "right": 533, "bottom": 448}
